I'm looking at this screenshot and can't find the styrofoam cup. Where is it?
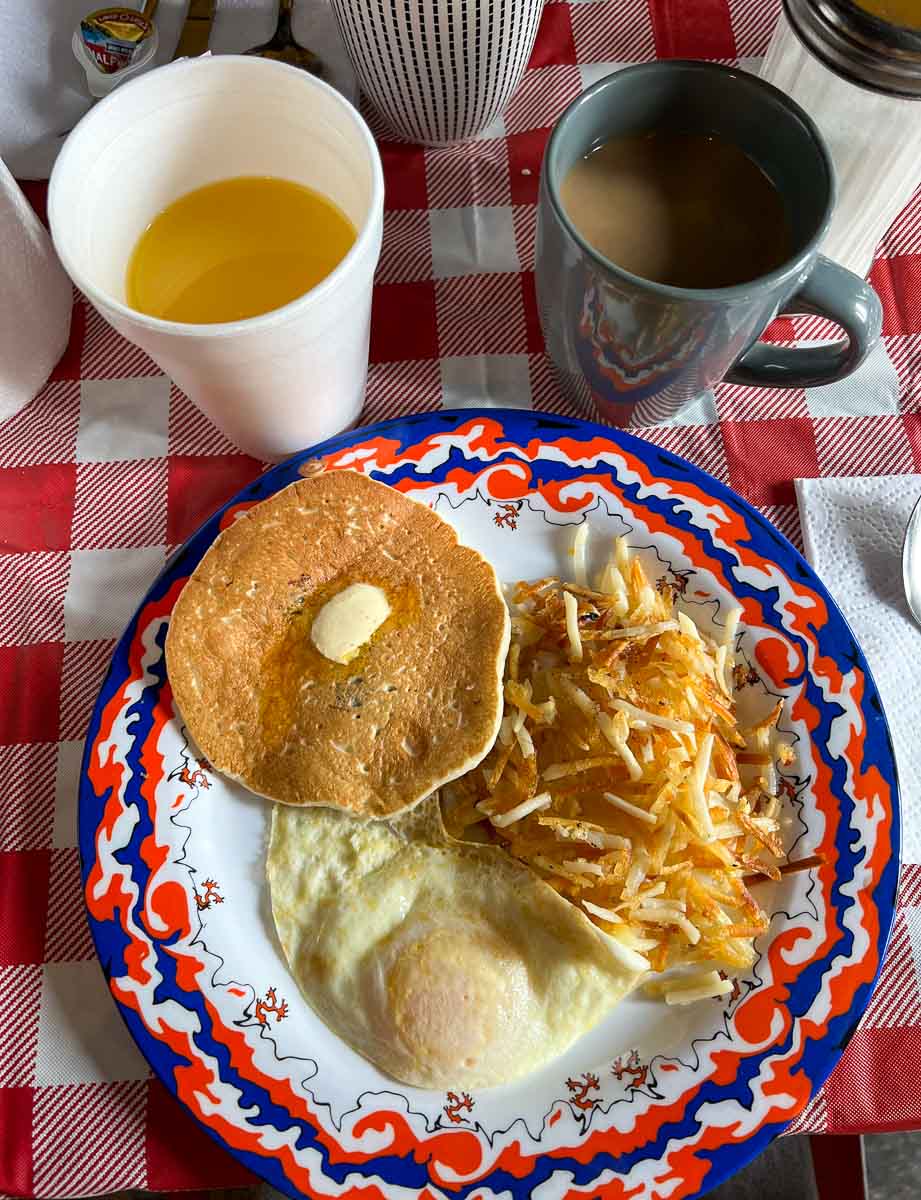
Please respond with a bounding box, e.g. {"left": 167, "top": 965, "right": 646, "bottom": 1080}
{"left": 49, "top": 55, "right": 384, "bottom": 461}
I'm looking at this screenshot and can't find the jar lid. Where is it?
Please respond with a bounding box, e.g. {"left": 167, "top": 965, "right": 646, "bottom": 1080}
{"left": 784, "top": 0, "right": 921, "bottom": 97}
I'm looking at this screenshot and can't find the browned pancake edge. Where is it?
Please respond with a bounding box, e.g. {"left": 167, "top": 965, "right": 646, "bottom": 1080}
{"left": 165, "top": 470, "right": 509, "bottom": 817}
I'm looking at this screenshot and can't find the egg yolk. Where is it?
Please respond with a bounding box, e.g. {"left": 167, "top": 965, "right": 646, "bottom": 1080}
{"left": 387, "top": 926, "right": 528, "bottom": 1074}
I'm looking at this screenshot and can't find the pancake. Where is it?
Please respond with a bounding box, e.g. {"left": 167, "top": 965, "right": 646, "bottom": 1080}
{"left": 165, "top": 470, "right": 509, "bottom": 817}
{"left": 267, "top": 796, "right": 643, "bottom": 1089}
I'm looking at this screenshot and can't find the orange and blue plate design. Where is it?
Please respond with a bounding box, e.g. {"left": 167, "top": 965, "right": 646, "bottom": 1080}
{"left": 79, "top": 410, "right": 899, "bottom": 1200}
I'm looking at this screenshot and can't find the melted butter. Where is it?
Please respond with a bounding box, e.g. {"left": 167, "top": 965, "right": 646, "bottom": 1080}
{"left": 259, "top": 577, "right": 420, "bottom": 754}
{"left": 311, "top": 582, "right": 391, "bottom": 665}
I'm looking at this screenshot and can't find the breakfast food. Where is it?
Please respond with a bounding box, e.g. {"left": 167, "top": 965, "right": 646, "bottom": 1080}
{"left": 178, "top": 471, "right": 793, "bottom": 1087}
{"left": 442, "top": 529, "right": 791, "bottom": 1003}
{"left": 126, "top": 177, "right": 357, "bottom": 323}
{"left": 166, "top": 470, "right": 509, "bottom": 817}
{"left": 267, "top": 795, "right": 643, "bottom": 1089}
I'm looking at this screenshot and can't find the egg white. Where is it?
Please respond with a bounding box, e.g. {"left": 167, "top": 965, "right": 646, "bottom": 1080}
{"left": 267, "top": 798, "right": 642, "bottom": 1090}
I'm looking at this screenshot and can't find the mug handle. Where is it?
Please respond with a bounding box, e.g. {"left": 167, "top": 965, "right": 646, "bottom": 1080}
{"left": 724, "top": 255, "right": 883, "bottom": 389}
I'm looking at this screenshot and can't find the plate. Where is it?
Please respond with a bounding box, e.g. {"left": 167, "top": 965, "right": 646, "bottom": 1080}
{"left": 79, "top": 409, "right": 899, "bottom": 1200}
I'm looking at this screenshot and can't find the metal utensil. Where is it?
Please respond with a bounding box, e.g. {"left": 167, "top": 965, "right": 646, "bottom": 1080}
{"left": 173, "top": 0, "right": 215, "bottom": 59}
{"left": 244, "top": 0, "right": 322, "bottom": 76}
{"left": 902, "top": 492, "right": 921, "bottom": 627}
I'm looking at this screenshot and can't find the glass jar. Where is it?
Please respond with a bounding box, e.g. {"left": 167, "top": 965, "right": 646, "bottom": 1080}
{"left": 760, "top": 0, "right": 921, "bottom": 276}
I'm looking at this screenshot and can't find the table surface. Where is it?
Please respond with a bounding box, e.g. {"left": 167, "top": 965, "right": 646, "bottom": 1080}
{"left": 3, "top": 1, "right": 921, "bottom": 1196}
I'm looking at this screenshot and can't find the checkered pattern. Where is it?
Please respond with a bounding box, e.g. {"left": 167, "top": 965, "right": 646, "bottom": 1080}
{"left": 3, "top": 1, "right": 921, "bottom": 1194}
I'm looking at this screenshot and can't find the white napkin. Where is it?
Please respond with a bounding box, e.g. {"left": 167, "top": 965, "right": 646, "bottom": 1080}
{"left": 796, "top": 474, "right": 921, "bottom": 864}
{"left": 0, "top": 156, "right": 71, "bottom": 421}
{"left": 0, "top": 1, "right": 355, "bottom": 180}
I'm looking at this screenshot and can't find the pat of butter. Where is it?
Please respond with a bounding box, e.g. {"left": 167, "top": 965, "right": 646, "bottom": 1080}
{"left": 310, "top": 583, "right": 391, "bottom": 665}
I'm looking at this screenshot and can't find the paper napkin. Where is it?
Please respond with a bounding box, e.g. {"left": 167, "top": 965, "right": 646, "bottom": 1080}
{"left": 796, "top": 474, "right": 921, "bottom": 865}
{"left": 0, "top": 157, "right": 71, "bottom": 422}
{"left": 1, "top": 1, "right": 355, "bottom": 180}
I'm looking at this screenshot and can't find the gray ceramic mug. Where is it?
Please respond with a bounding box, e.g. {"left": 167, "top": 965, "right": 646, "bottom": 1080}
{"left": 535, "top": 61, "right": 883, "bottom": 425}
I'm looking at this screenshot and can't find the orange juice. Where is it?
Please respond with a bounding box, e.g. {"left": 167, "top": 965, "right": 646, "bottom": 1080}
{"left": 126, "top": 176, "right": 356, "bottom": 324}
{"left": 855, "top": 0, "right": 921, "bottom": 28}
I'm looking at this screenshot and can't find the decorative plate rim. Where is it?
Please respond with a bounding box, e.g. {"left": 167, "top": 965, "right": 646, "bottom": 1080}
{"left": 78, "top": 407, "right": 901, "bottom": 1200}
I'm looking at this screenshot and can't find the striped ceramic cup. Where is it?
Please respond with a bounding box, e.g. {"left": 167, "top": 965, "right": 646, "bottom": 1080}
{"left": 328, "top": 0, "right": 544, "bottom": 146}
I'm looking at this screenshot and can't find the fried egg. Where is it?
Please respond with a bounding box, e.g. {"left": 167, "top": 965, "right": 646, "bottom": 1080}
{"left": 267, "top": 798, "right": 643, "bottom": 1089}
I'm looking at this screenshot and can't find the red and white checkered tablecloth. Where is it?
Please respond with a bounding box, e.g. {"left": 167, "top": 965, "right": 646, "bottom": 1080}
{"left": 3, "top": 1, "right": 921, "bottom": 1195}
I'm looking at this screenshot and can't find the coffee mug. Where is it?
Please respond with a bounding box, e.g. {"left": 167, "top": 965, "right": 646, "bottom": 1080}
{"left": 535, "top": 61, "right": 883, "bottom": 426}
{"left": 329, "top": 0, "right": 544, "bottom": 145}
{"left": 49, "top": 56, "right": 384, "bottom": 462}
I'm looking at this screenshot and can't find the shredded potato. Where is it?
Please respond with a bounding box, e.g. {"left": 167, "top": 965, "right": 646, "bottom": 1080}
{"left": 441, "top": 528, "right": 799, "bottom": 999}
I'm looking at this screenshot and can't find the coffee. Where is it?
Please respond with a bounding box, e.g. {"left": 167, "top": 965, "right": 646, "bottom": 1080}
{"left": 560, "top": 130, "right": 792, "bottom": 290}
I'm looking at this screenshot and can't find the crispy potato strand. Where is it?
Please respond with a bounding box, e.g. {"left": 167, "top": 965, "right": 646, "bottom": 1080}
{"left": 442, "top": 529, "right": 800, "bottom": 999}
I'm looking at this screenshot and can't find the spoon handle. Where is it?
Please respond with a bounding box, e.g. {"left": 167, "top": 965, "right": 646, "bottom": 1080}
{"left": 903, "top": 494, "right": 921, "bottom": 628}
{"left": 173, "top": 0, "right": 214, "bottom": 59}
{"left": 277, "top": 0, "right": 294, "bottom": 38}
